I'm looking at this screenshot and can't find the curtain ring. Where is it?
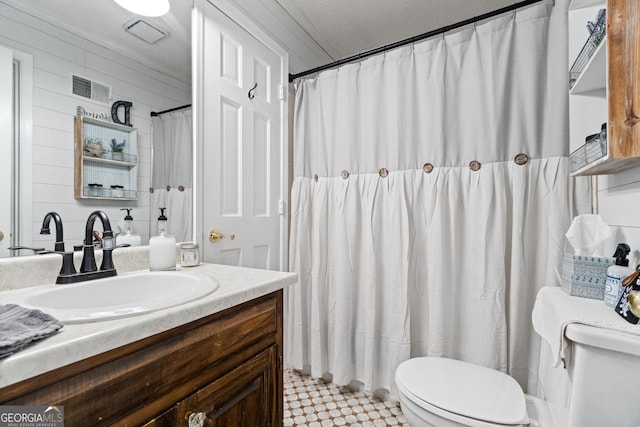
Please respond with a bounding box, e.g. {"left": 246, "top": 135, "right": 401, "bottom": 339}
{"left": 178, "top": 185, "right": 185, "bottom": 192}
{"left": 379, "top": 168, "right": 389, "bottom": 178}
{"left": 341, "top": 170, "right": 350, "bottom": 180}
{"left": 313, "top": 174, "right": 318, "bottom": 182}
{"left": 469, "top": 160, "right": 481, "bottom": 171}
{"left": 514, "top": 153, "right": 529, "bottom": 165}
{"left": 149, "top": 187, "right": 154, "bottom": 194}
{"left": 166, "top": 185, "right": 171, "bottom": 191}
{"left": 423, "top": 163, "right": 434, "bottom": 173}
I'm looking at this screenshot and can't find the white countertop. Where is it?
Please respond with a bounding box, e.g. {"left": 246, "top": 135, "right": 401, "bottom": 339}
{"left": 0, "top": 263, "right": 297, "bottom": 388}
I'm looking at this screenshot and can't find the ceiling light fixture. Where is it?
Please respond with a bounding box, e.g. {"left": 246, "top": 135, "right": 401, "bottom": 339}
{"left": 113, "top": 0, "right": 170, "bottom": 17}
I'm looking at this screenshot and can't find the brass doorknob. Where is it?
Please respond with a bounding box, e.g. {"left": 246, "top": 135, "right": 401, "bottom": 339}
{"left": 208, "top": 228, "right": 235, "bottom": 243}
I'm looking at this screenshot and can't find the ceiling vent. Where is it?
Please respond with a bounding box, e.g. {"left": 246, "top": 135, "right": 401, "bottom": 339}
{"left": 72, "top": 75, "right": 112, "bottom": 104}
{"left": 123, "top": 18, "right": 168, "bottom": 44}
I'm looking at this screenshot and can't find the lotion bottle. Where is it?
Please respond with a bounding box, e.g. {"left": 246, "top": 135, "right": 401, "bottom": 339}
{"left": 604, "top": 243, "right": 633, "bottom": 307}
{"left": 116, "top": 208, "right": 141, "bottom": 247}
{"left": 149, "top": 207, "right": 176, "bottom": 271}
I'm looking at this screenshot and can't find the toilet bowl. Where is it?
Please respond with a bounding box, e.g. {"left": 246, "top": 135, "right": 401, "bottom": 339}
{"left": 395, "top": 288, "right": 640, "bottom": 427}
{"left": 395, "top": 357, "right": 534, "bottom": 427}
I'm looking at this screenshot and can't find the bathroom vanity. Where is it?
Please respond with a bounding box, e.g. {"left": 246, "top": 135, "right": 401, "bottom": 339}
{"left": 0, "top": 262, "right": 297, "bottom": 426}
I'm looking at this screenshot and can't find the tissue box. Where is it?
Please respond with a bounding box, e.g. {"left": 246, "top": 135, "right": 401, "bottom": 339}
{"left": 561, "top": 254, "right": 615, "bottom": 299}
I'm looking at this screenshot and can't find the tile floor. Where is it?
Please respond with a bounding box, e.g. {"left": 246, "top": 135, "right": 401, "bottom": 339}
{"left": 284, "top": 369, "right": 410, "bottom": 427}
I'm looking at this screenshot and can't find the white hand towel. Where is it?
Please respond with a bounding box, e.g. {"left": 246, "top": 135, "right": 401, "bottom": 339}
{"left": 531, "top": 287, "right": 640, "bottom": 367}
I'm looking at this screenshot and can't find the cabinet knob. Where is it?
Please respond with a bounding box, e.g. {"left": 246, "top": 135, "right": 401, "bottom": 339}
{"left": 0, "top": 230, "right": 4, "bottom": 241}
{"left": 186, "top": 411, "right": 211, "bottom": 427}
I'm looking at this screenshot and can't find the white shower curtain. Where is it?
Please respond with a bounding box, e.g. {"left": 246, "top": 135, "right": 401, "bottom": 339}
{"left": 286, "top": 1, "right": 571, "bottom": 398}
{"left": 150, "top": 108, "right": 193, "bottom": 242}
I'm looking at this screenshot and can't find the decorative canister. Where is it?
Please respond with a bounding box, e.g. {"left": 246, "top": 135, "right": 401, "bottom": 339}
{"left": 110, "top": 185, "right": 124, "bottom": 198}
{"left": 88, "top": 183, "right": 103, "bottom": 197}
{"left": 180, "top": 242, "right": 200, "bottom": 267}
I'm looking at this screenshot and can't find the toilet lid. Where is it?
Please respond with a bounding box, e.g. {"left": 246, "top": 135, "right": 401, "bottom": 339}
{"left": 396, "top": 357, "right": 528, "bottom": 425}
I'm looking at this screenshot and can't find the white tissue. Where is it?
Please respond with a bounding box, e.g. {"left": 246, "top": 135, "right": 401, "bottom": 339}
{"left": 565, "top": 214, "right": 611, "bottom": 256}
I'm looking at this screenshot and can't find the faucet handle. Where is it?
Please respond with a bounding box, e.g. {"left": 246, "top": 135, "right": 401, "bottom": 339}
{"left": 11, "top": 248, "right": 78, "bottom": 280}
{"left": 100, "top": 243, "right": 131, "bottom": 271}
{"left": 58, "top": 252, "right": 77, "bottom": 277}
{"left": 102, "top": 236, "right": 116, "bottom": 249}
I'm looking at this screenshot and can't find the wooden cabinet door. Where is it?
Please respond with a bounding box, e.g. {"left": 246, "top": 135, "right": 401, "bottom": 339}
{"left": 608, "top": 0, "right": 640, "bottom": 157}
{"left": 142, "top": 407, "right": 177, "bottom": 427}
{"left": 177, "top": 346, "right": 279, "bottom": 427}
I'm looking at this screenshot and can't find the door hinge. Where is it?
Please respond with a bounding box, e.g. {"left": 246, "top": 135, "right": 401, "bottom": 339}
{"left": 278, "top": 199, "right": 284, "bottom": 215}
{"left": 279, "top": 84, "right": 285, "bottom": 100}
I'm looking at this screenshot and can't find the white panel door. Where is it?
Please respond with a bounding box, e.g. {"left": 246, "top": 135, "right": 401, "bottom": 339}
{"left": 200, "top": 2, "right": 283, "bottom": 269}
{"left": 0, "top": 45, "right": 12, "bottom": 254}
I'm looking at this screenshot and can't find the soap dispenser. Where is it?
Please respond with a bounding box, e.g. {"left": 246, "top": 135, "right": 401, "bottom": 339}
{"left": 604, "top": 243, "right": 634, "bottom": 307}
{"left": 149, "top": 207, "right": 176, "bottom": 271}
{"left": 116, "top": 208, "right": 141, "bottom": 247}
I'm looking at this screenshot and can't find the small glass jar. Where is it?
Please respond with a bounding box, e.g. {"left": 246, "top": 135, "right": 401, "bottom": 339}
{"left": 88, "top": 183, "right": 103, "bottom": 197}
{"left": 110, "top": 185, "right": 124, "bottom": 198}
{"left": 180, "top": 242, "right": 200, "bottom": 267}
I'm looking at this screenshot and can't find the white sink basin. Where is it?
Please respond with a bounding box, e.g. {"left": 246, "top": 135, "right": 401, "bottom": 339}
{"left": 13, "top": 271, "right": 220, "bottom": 324}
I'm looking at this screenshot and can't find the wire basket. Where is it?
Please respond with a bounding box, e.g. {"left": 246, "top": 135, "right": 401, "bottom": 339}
{"left": 569, "top": 9, "right": 606, "bottom": 89}
{"left": 570, "top": 132, "right": 607, "bottom": 172}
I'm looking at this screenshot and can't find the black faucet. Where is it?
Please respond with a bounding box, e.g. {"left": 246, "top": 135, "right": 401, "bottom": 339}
{"left": 40, "top": 212, "right": 65, "bottom": 252}
{"left": 12, "top": 211, "right": 128, "bottom": 284}
{"left": 55, "top": 211, "right": 130, "bottom": 284}
{"left": 80, "top": 210, "right": 116, "bottom": 274}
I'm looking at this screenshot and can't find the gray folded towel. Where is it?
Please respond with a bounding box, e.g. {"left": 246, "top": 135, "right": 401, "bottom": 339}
{"left": 0, "top": 304, "right": 64, "bottom": 358}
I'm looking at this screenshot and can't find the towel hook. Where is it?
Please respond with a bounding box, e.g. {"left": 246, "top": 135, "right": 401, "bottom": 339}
{"left": 248, "top": 82, "right": 258, "bottom": 99}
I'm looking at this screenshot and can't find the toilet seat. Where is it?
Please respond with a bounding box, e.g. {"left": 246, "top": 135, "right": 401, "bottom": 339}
{"left": 396, "top": 357, "right": 529, "bottom": 426}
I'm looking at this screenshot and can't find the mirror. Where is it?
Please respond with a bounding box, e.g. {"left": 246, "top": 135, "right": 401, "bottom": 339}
{"left": 0, "top": 0, "right": 192, "bottom": 257}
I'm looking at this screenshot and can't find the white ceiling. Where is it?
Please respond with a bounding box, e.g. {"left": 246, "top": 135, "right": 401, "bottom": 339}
{"left": 276, "top": 0, "right": 518, "bottom": 60}
{"left": 1, "top": 0, "right": 520, "bottom": 83}
{"left": 1, "top": 0, "right": 193, "bottom": 83}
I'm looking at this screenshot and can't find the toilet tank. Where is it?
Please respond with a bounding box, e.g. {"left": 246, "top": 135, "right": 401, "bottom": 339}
{"left": 564, "top": 323, "right": 640, "bottom": 427}
{"left": 535, "top": 337, "right": 571, "bottom": 408}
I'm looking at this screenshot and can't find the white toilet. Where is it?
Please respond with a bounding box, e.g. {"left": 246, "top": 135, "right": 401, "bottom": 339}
{"left": 395, "top": 288, "right": 640, "bottom": 427}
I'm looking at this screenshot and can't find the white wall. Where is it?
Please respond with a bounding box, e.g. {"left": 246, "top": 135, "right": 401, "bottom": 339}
{"left": 597, "top": 171, "right": 640, "bottom": 267}
{"left": 0, "top": 3, "right": 191, "bottom": 251}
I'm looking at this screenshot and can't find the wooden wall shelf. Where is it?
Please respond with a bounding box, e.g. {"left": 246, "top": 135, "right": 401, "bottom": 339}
{"left": 74, "top": 115, "right": 138, "bottom": 199}
{"left": 570, "top": 0, "right": 640, "bottom": 176}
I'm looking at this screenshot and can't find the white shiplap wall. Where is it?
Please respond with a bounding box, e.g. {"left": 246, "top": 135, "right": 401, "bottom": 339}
{"left": 0, "top": 3, "right": 191, "bottom": 250}
{"left": 597, "top": 170, "right": 640, "bottom": 268}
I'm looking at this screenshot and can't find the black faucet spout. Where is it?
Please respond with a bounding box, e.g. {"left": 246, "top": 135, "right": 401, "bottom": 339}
{"left": 80, "top": 210, "right": 115, "bottom": 273}
{"left": 40, "top": 212, "right": 65, "bottom": 252}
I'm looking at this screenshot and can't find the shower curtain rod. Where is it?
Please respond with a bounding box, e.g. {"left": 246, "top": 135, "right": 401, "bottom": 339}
{"left": 150, "top": 104, "right": 192, "bottom": 117}
{"left": 289, "top": 0, "right": 544, "bottom": 82}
